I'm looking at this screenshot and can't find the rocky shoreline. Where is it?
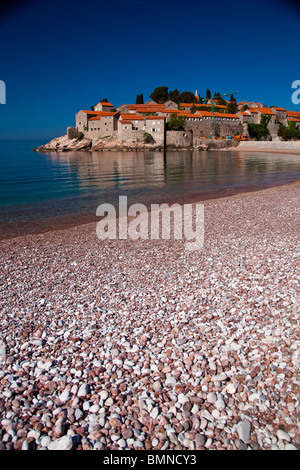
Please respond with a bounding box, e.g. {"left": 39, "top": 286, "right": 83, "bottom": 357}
{"left": 0, "top": 182, "right": 299, "bottom": 450}
{"left": 33, "top": 135, "right": 237, "bottom": 153}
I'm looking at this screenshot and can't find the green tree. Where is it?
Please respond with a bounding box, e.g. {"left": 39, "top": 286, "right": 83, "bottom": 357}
{"left": 167, "top": 113, "right": 187, "bottom": 130}
{"left": 136, "top": 93, "right": 144, "bottom": 104}
{"left": 227, "top": 97, "right": 238, "bottom": 114}
{"left": 278, "top": 122, "right": 300, "bottom": 140}
{"left": 213, "top": 92, "right": 227, "bottom": 106}
{"left": 149, "top": 86, "right": 169, "bottom": 104}
{"left": 178, "top": 91, "right": 195, "bottom": 103}
{"left": 206, "top": 88, "right": 211, "bottom": 100}
{"left": 101, "top": 98, "right": 108, "bottom": 102}
{"left": 168, "top": 88, "right": 180, "bottom": 103}
{"left": 143, "top": 132, "right": 155, "bottom": 143}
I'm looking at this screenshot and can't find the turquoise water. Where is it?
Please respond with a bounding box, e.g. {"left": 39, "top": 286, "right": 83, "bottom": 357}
{"left": 1, "top": 139, "right": 300, "bottom": 237}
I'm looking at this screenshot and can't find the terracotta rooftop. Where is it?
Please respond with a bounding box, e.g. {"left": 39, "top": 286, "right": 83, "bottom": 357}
{"left": 82, "top": 110, "right": 116, "bottom": 116}
{"left": 180, "top": 103, "right": 227, "bottom": 109}
{"left": 120, "top": 113, "right": 145, "bottom": 120}
{"left": 252, "top": 107, "right": 274, "bottom": 115}
{"left": 199, "top": 111, "right": 239, "bottom": 118}
{"left": 287, "top": 111, "right": 300, "bottom": 116}
{"left": 145, "top": 116, "right": 165, "bottom": 120}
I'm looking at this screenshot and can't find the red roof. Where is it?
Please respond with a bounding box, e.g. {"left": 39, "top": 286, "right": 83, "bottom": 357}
{"left": 199, "top": 111, "right": 239, "bottom": 118}
{"left": 120, "top": 113, "right": 144, "bottom": 120}
{"left": 253, "top": 107, "right": 274, "bottom": 115}
{"left": 82, "top": 110, "right": 116, "bottom": 116}
{"left": 145, "top": 116, "right": 165, "bottom": 120}
{"left": 180, "top": 113, "right": 202, "bottom": 118}
{"left": 180, "top": 103, "right": 227, "bottom": 109}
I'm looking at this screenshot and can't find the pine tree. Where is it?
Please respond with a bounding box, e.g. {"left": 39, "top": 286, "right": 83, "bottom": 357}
{"left": 136, "top": 93, "right": 144, "bottom": 104}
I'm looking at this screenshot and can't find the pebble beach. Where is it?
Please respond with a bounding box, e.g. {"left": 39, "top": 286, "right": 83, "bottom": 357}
{"left": 0, "top": 181, "right": 299, "bottom": 451}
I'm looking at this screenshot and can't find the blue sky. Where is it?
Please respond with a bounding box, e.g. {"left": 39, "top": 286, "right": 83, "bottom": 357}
{"left": 0, "top": 0, "right": 299, "bottom": 140}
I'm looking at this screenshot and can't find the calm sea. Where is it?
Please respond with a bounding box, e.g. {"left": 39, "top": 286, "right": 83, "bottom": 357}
{"left": 1, "top": 139, "right": 300, "bottom": 238}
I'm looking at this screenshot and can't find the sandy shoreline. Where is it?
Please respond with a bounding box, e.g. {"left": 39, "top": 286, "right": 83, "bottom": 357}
{"left": 0, "top": 181, "right": 299, "bottom": 450}
{"left": 229, "top": 141, "right": 300, "bottom": 155}
{"left": 229, "top": 147, "right": 300, "bottom": 155}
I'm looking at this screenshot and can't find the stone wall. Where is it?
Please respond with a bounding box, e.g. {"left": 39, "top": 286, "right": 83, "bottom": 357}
{"left": 166, "top": 130, "right": 193, "bottom": 148}
{"left": 184, "top": 120, "right": 243, "bottom": 142}
{"left": 118, "top": 129, "right": 145, "bottom": 143}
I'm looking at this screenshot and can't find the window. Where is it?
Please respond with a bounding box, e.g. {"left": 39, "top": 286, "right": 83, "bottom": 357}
{"left": 152, "top": 128, "right": 156, "bottom": 132}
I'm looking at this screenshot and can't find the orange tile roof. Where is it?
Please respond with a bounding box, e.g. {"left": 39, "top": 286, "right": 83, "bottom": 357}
{"left": 99, "top": 102, "right": 113, "bottom": 106}
{"left": 252, "top": 107, "right": 274, "bottom": 115}
{"left": 198, "top": 111, "right": 239, "bottom": 118}
{"left": 272, "top": 107, "right": 286, "bottom": 111}
{"left": 88, "top": 117, "right": 100, "bottom": 121}
{"left": 288, "top": 117, "right": 300, "bottom": 122}
{"left": 180, "top": 113, "right": 202, "bottom": 118}
{"left": 127, "top": 104, "right": 165, "bottom": 110}
{"left": 145, "top": 116, "right": 165, "bottom": 120}
{"left": 161, "top": 109, "right": 186, "bottom": 114}
{"left": 181, "top": 103, "right": 228, "bottom": 110}
{"left": 120, "top": 113, "right": 144, "bottom": 120}
{"left": 82, "top": 110, "right": 116, "bottom": 116}
{"left": 287, "top": 111, "right": 300, "bottom": 117}
{"left": 120, "top": 120, "right": 132, "bottom": 125}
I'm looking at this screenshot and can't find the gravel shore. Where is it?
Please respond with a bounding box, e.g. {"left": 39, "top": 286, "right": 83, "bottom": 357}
{"left": 0, "top": 182, "right": 299, "bottom": 451}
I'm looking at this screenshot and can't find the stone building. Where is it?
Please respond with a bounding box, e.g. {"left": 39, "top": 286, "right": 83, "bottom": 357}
{"left": 117, "top": 114, "right": 165, "bottom": 145}
{"left": 75, "top": 110, "right": 119, "bottom": 138}
{"left": 86, "top": 112, "right": 119, "bottom": 139}
{"left": 271, "top": 107, "right": 287, "bottom": 125}
{"left": 94, "top": 101, "right": 115, "bottom": 112}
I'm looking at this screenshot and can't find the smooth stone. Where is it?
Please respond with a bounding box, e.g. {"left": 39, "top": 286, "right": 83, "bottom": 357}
{"left": 237, "top": 420, "right": 251, "bottom": 444}
{"left": 48, "top": 435, "right": 74, "bottom": 450}
{"left": 59, "top": 389, "right": 71, "bottom": 404}
{"left": 276, "top": 430, "right": 291, "bottom": 442}
{"left": 77, "top": 383, "right": 91, "bottom": 398}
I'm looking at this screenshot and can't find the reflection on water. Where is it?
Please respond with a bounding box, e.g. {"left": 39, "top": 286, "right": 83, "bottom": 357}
{"left": 1, "top": 149, "right": 300, "bottom": 226}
